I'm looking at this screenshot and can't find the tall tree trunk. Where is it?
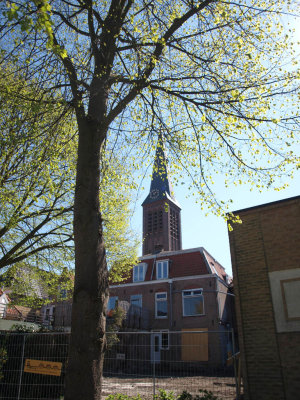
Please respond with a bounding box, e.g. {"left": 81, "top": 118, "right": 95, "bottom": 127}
{"left": 64, "top": 113, "right": 109, "bottom": 400}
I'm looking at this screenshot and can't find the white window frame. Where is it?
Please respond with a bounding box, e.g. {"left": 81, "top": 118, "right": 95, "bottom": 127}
{"left": 155, "top": 292, "right": 168, "bottom": 319}
{"left": 160, "top": 330, "right": 169, "bottom": 350}
{"left": 152, "top": 330, "right": 169, "bottom": 350}
{"left": 182, "top": 288, "right": 204, "bottom": 317}
{"left": 156, "top": 260, "right": 169, "bottom": 280}
{"left": 133, "top": 263, "right": 147, "bottom": 282}
{"left": 130, "top": 294, "right": 142, "bottom": 308}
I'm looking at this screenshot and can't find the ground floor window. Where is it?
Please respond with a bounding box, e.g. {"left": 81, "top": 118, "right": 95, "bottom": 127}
{"left": 161, "top": 331, "right": 169, "bottom": 349}
{"left": 152, "top": 330, "right": 169, "bottom": 350}
{"left": 107, "top": 296, "right": 118, "bottom": 312}
{"left": 130, "top": 294, "right": 142, "bottom": 308}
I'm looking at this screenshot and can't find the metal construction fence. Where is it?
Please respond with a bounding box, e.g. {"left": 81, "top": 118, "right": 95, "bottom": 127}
{"left": 0, "top": 330, "right": 242, "bottom": 400}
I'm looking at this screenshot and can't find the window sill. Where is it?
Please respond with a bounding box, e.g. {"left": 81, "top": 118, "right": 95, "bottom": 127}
{"left": 183, "top": 314, "right": 205, "bottom": 317}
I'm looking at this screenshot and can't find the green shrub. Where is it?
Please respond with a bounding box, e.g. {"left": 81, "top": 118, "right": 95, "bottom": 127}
{"left": 196, "top": 389, "right": 220, "bottom": 400}
{"left": 10, "top": 323, "right": 38, "bottom": 333}
{"left": 0, "top": 346, "right": 8, "bottom": 380}
{"left": 155, "top": 389, "right": 177, "bottom": 400}
{"left": 175, "top": 389, "right": 220, "bottom": 400}
{"left": 106, "top": 394, "right": 142, "bottom": 400}
{"left": 106, "top": 389, "right": 220, "bottom": 400}
{"left": 177, "top": 391, "right": 193, "bottom": 400}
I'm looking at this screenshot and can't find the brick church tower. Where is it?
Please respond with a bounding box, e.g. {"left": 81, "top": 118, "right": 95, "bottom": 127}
{"left": 142, "top": 136, "right": 182, "bottom": 255}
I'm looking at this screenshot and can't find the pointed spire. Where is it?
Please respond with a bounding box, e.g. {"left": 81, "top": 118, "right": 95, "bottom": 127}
{"left": 142, "top": 134, "right": 179, "bottom": 206}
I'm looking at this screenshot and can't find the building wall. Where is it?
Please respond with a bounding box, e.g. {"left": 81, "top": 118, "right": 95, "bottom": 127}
{"left": 142, "top": 199, "right": 182, "bottom": 255}
{"left": 110, "top": 274, "right": 231, "bottom": 366}
{"left": 110, "top": 248, "right": 233, "bottom": 367}
{"left": 110, "top": 276, "right": 221, "bottom": 331}
{"left": 0, "top": 294, "right": 9, "bottom": 318}
{"left": 228, "top": 196, "right": 300, "bottom": 400}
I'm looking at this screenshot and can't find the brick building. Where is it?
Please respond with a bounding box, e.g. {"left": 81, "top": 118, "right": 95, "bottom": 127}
{"left": 228, "top": 195, "right": 300, "bottom": 400}
{"left": 109, "top": 136, "right": 234, "bottom": 366}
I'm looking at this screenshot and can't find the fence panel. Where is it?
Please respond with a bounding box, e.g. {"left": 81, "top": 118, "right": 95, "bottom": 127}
{"left": 103, "top": 330, "right": 238, "bottom": 400}
{"left": 0, "top": 331, "right": 241, "bottom": 400}
{"left": 0, "top": 332, "right": 69, "bottom": 400}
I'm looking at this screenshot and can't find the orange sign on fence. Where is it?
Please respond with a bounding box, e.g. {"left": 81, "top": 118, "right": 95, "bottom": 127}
{"left": 24, "top": 359, "right": 62, "bottom": 376}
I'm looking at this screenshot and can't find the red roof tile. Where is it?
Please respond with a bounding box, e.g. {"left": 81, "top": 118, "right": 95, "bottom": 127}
{"left": 114, "top": 247, "right": 228, "bottom": 285}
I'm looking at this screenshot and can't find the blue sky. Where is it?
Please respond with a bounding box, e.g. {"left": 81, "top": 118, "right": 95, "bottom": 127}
{"left": 130, "top": 12, "right": 300, "bottom": 276}
{"left": 131, "top": 170, "right": 299, "bottom": 276}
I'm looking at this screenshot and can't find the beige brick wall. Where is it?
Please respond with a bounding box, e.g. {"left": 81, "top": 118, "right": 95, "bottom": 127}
{"left": 228, "top": 196, "right": 300, "bottom": 400}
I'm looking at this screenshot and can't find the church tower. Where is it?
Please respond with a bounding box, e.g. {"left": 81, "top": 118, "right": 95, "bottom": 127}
{"left": 142, "top": 136, "right": 182, "bottom": 255}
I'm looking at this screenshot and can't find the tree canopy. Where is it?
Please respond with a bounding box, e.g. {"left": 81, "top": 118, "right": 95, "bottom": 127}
{"left": 1, "top": 1, "right": 299, "bottom": 399}
{"left": 1, "top": 0, "right": 299, "bottom": 218}
{"left": 0, "top": 64, "right": 138, "bottom": 275}
{"left": 0, "top": 264, "right": 74, "bottom": 307}
{"left": 0, "top": 64, "right": 75, "bottom": 270}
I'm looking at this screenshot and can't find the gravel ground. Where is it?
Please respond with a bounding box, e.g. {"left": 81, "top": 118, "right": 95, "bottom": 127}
{"left": 102, "top": 376, "right": 240, "bottom": 400}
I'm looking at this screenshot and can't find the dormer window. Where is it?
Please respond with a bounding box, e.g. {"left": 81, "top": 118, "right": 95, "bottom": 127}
{"left": 133, "top": 263, "right": 147, "bottom": 282}
{"left": 156, "top": 260, "right": 169, "bottom": 280}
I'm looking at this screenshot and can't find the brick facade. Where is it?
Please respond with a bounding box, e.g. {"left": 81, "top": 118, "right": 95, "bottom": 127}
{"left": 113, "top": 136, "right": 234, "bottom": 367}
{"left": 142, "top": 199, "right": 182, "bottom": 255}
{"left": 109, "top": 247, "right": 234, "bottom": 366}
{"left": 228, "top": 195, "right": 300, "bottom": 400}
{"left": 141, "top": 135, "right": 182, "bottom": 255}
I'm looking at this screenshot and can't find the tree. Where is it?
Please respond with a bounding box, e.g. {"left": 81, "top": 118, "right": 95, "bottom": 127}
{"left": 0, "top": 64, "right": 138, "bottom": 276}
{"left": 0, "top": 64, "right": 75, "bottom": 270}
{"left": 0, "top": 264, "right": 74, "bottom": 307}
{"left": 1, "top": 1, "right": 299, "bottom": 399}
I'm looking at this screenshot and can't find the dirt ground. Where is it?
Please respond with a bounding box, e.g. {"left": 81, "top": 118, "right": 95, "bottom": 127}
{"left": 102, "top": 376, "right": 240, "bottom": 400}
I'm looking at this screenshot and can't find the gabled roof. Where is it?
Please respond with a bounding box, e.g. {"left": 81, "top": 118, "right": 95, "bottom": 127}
{"left": 4, "top": 304, "right": 40, "bottom": 322}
